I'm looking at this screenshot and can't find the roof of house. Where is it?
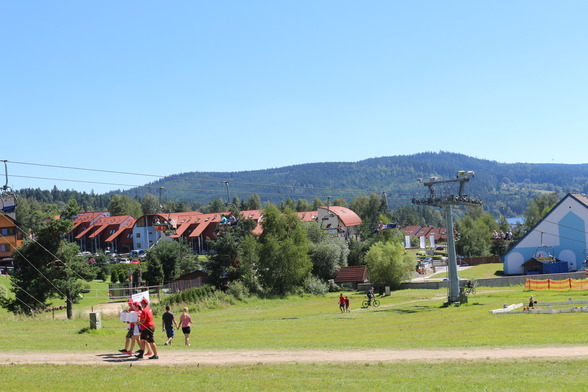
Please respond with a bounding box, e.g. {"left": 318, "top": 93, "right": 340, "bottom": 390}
{"left": 88, "top": 215, "right": 135, "bottom": 238}
{"left": 418, "top": 227, "right": 446, "bottom": 240}
{"left": 521, "top": 258, "right": 542, "bottom": 267}
{"left": 296, "top": 211, "right": 318, "bottom": 221}
{"left": 318, "top": 206, "right": 362, "bottom": 227}
{"left": 401, "top": 226, "right": 423, "bottom": 236}
{"left": 503, "top": 192, "right": 588, "bottom": 261}
{"left": 334, "top": 265, "right": 368, "bottom": 283}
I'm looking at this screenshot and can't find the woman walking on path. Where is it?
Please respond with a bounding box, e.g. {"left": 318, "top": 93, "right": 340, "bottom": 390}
{"left": 179, "top": 307, "right": 194, "bottom": 346}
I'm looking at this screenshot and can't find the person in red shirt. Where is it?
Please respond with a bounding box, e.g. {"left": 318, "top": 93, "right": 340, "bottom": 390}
{"left": 338, "top": 294, "right": 345, "bottom": 313}
{"left": 118, "top": 298, "right": 135, "bottom": 354}
{"left": 135, "top": 297, "right": 159, "bottom": 359}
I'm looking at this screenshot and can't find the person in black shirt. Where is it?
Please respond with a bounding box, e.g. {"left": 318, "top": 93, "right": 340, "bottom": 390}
{"left": 162, "top": 305, "right": 178, "bottom": 346}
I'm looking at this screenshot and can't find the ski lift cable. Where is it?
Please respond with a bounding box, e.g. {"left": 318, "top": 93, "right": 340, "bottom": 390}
{"left": 1, "top": 222, "right": 110, "bottom": 299}
{"left": 5, "top": 160, "right": 419, "bottom": 197}
{"left": 10, "top": 174, "right": 420, "bottom": 202}
{"left": 0, "top": 232, "right": 142, "bottom": 364}
{"left": 0, "top": 231, "right": 71, "bottom": 301}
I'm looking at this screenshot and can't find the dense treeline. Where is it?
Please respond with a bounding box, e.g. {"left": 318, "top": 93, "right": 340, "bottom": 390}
{"left": 111, "top": 152, "right": 588, "bottom": 216}
{"left": 14, "top": 152, "right": 586, "bottom": 222}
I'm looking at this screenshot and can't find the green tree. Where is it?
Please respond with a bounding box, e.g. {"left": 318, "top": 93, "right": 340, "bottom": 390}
{"left": 280, "top": 197, "right": 296, "bottom": 212}
{"left": 523, "top": 192, "right": 560, "bottom": 231}
{"left": 141, "top": 193, "right": 160, "bottom": 215}
{"left": 312, "top": 197, "right": 325, "bottom": 210}
{"left": 245, "top": 194, "right": 262, "bottom": 210}
{"left": 108, "top": 194, "right": 142, "bottom": 217}
{"left": 93, "top": 251, "right": 111, "bottom": 281}
{"left": 2, "top": 214, "right": 93, "bottom": 318}
{"left": 207, "top": 198, "right": 226, "bottom": 213}
{"left": 310, "top": 237, "right": 349, "bottom": 281}
{"left": 347, "top": 238, "right": 369, "bottom": 266}
{"left": 205, "top": 217, "right": 257, "bottom": 289}
{"left": 350, "top": 194, "right": 387, "bottom": 239}
{"left": 392, "top": 205, "right": 425, "bottom": 227}
{"left": 51, "top": 241, "right": 95, "bottom": 319}
{"left": 257, "top": 204, "right": 312, "bottom": 295}
{"left": 295, "top": 198, "right": 312, "bottom": 212}
{"left": 365, "top": 241, "right": 413, "bottom": 289}
{"left": 239, "top": 234, "right": 261, "bottom": 293}
{"left": 455, "top": 215, "right": 491, "bottom": 257}
{"left": 143, "top": 257, "right": 164, "bottom": 286}
{"left": 145, "top": 240, "right": 192, "bottom": 283}
{"left": 16, "top": 197, "right": 61, "bottom": 234}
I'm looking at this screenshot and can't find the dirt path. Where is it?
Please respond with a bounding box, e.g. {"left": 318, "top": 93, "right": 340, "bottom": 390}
{"left": 1, "top": 346, "right": 588, "bottom": 366}
{"left": 31, "top": 294, "right": 580, "bottom": 366}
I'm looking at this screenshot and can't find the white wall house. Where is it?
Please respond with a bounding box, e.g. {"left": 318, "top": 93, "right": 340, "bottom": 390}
{"left": 316, "top": 206, "right": 362, "bottom": 238}
{"left": 502, "top": 193, "right": 588, "bottom": 275}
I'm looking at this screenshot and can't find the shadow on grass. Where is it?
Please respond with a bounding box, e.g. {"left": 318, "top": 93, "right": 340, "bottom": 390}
{"left": 439, "top": 301, "right": 486, "bottom": 308}
{"left": 368, "top": 305, "right": 438, "bottom": 314}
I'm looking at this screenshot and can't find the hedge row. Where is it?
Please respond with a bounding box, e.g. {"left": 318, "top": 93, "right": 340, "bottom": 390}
{"left": 163, "top": 285, "right": 216, "bottom": 306}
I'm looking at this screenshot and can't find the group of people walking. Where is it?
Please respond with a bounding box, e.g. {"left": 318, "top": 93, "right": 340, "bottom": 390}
{"left": 119, "top": 299, "right": 195, "bottom": 360}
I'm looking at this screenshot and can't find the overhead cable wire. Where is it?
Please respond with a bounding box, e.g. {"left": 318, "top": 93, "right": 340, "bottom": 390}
{"left": 11, "top": 174, "right": 420, "bottom": 202}
{"left": 0, "top": 231, "right": 135, "bottom": 364}
{"left": 6, "top": 160, "right": 420, "bottom": 197}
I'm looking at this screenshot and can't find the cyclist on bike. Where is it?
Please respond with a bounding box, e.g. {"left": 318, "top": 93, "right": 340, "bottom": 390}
{"left": 367, "top": 287, "right": 375, "bottom": 306}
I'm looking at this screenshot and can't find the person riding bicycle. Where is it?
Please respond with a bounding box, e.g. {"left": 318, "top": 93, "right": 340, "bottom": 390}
{"left": 367, "top": 287, "right": 375, "bottom": 306}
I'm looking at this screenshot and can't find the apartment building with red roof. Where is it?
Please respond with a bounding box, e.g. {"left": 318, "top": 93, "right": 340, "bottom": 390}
{"left": 68, "top": 206, "right": 363, "bottom": 256}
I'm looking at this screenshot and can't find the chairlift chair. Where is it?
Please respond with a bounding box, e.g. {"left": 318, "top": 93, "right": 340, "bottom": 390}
{"left": 1, "top": 161, "right": 17, "bottom": 215}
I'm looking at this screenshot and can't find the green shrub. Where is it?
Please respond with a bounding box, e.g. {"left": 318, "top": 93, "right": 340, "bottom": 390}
{"left": 226, "top": 280, "right": 250, "bottom": 301}
{"left": 304, "top": 276, "right": 328, "bottom": 296}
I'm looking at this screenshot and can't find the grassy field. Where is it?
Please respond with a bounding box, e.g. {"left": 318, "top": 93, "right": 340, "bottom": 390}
{"left": 430, "top": 262, "right": 504, "bottom": 280}
{"left": 2, "top": 268, "right": 588, "bottom": 391}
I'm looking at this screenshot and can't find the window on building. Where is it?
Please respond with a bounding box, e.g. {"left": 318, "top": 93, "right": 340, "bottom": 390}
{"left": 1, "top": 227, "right": 15, "bottom": 236}
{"left": 136, "top": 233, "right": 141, "bottom": 238}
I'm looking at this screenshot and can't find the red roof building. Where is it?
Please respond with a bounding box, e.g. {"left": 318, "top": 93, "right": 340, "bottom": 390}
{"left": 334, "top": 265, "right": 369, "bottom": 289}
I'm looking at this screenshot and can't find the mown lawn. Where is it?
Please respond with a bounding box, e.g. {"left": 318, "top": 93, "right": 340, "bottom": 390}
{"left": 3, "top": 359, "right": 588, "bottom": 392}
{"left": 3, "top": 273, "right": 588, "bottom": 391}
{"left": 1, "top": 285, "right": 588, "bottom": 352}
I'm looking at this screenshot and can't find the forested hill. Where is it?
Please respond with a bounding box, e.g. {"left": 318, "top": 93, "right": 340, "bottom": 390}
{"left": 17, "top": 152, "right": 588, "bottom": 216}
{"left": 118, "top": 151, "right": 588, "bottom": 216}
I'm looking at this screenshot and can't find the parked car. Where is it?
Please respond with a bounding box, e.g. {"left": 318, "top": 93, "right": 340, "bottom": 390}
{"left": 130, "top": 259, "right": 140, "bottom": 264}
{"left": 86, "top": 258, "right": 96, "bottom": 265}
{"left": 119, "top": 258, "right": 130, "bottom": 264}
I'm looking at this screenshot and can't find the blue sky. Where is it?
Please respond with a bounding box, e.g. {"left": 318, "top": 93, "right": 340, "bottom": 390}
{"left": 2, "top": 1, "right": 587, "bottom": 194}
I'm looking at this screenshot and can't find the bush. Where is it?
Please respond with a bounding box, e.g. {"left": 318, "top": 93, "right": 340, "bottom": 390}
{"left": 226, "top": 280, "right": 250, "bottom": 301}
{"left": 304, "top": 276, "right": 328, "bottom": 296}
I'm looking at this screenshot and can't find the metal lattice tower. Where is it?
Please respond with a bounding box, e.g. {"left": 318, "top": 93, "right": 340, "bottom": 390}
{"left": 412, "top": 171, "right": 482, "bottom": 304}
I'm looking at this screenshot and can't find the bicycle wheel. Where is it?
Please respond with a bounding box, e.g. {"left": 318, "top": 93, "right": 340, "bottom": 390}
{"left": 372, "top": 299, "right": 380, "bottom": 307}
{"left": 362, "top": 300, "right": 369, "bottom": 308}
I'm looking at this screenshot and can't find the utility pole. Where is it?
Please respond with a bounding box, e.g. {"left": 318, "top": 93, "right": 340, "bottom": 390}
{"left": 413, "top": 171, "right": 482, "bottom": 304}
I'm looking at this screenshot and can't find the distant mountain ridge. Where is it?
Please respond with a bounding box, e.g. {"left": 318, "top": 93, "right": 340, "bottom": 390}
{"left": 117, "top": 152, "right": 588, "bottom": 216}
